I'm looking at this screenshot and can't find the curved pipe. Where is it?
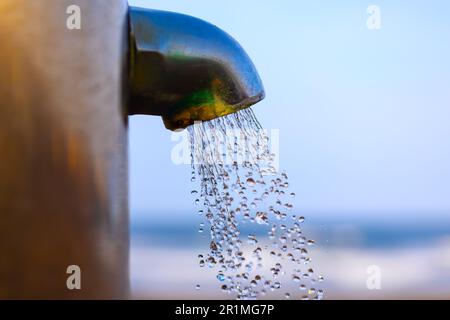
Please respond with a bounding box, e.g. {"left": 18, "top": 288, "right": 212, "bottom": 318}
{"left": 128, "top": 7, "right": 265, "bottom": 130}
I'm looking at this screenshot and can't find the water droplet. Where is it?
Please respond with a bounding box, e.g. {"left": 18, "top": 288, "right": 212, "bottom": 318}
{"left": 255, "top": 212, "right": 268, "bottom": 225}
{"left": 246, "top": 178, "right": 256, "bottom": 186}
{"left": 195, "top": 284, "right": 200, "bottom": 290}
{"left": 284, "top": 203, "right": 293, "bottom": 209}
{"left": 187, "top": 110, "right": 317, "bottom": 299}
{"left": 247, "top": 234, "right": 257, "bottom": 245}
{"left": 317, "top": 289, "right": 324, "bottom": 299}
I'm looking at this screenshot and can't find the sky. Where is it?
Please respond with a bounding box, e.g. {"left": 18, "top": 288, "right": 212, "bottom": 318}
{"left": 128, "top": 0, "right": 450, "bottom": 220}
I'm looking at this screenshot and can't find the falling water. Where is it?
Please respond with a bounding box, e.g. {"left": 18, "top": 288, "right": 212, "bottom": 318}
{"left": 188, "top": 108, "right": 323, "bottom": 300}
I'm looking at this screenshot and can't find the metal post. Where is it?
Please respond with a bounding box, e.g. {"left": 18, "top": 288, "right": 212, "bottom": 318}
{"left": 0, "top": 0, "right": 129, "bottom": 299}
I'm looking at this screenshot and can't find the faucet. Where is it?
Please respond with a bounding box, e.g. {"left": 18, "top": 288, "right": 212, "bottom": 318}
{"left": 0, "top": 1, "right": 264, "bottom": 299}
{"left": 128, "top": 7, "right": 265, "bottom": 130}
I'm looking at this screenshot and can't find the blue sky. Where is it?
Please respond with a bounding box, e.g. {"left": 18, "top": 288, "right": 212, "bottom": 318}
{"left": 128, "top": 0, "right": 450, "bottom": 219}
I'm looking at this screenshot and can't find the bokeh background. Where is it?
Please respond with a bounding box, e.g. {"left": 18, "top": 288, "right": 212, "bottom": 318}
{"left": 128, "top": 0, "right": 450, "bottom": 299}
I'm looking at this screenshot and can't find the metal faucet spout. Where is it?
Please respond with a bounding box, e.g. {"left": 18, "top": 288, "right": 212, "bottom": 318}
{"left": 128, "top": 7, "right": 265, "bottom": 130}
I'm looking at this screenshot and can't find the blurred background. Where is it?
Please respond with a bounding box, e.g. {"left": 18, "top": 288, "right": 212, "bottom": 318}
{"left": 128, "top": 0, "right": 450, "bottom": 299}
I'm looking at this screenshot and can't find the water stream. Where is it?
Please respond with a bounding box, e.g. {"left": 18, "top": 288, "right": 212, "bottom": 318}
{"left": 188, "top": 108, "right": 323, "bottom": 300}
